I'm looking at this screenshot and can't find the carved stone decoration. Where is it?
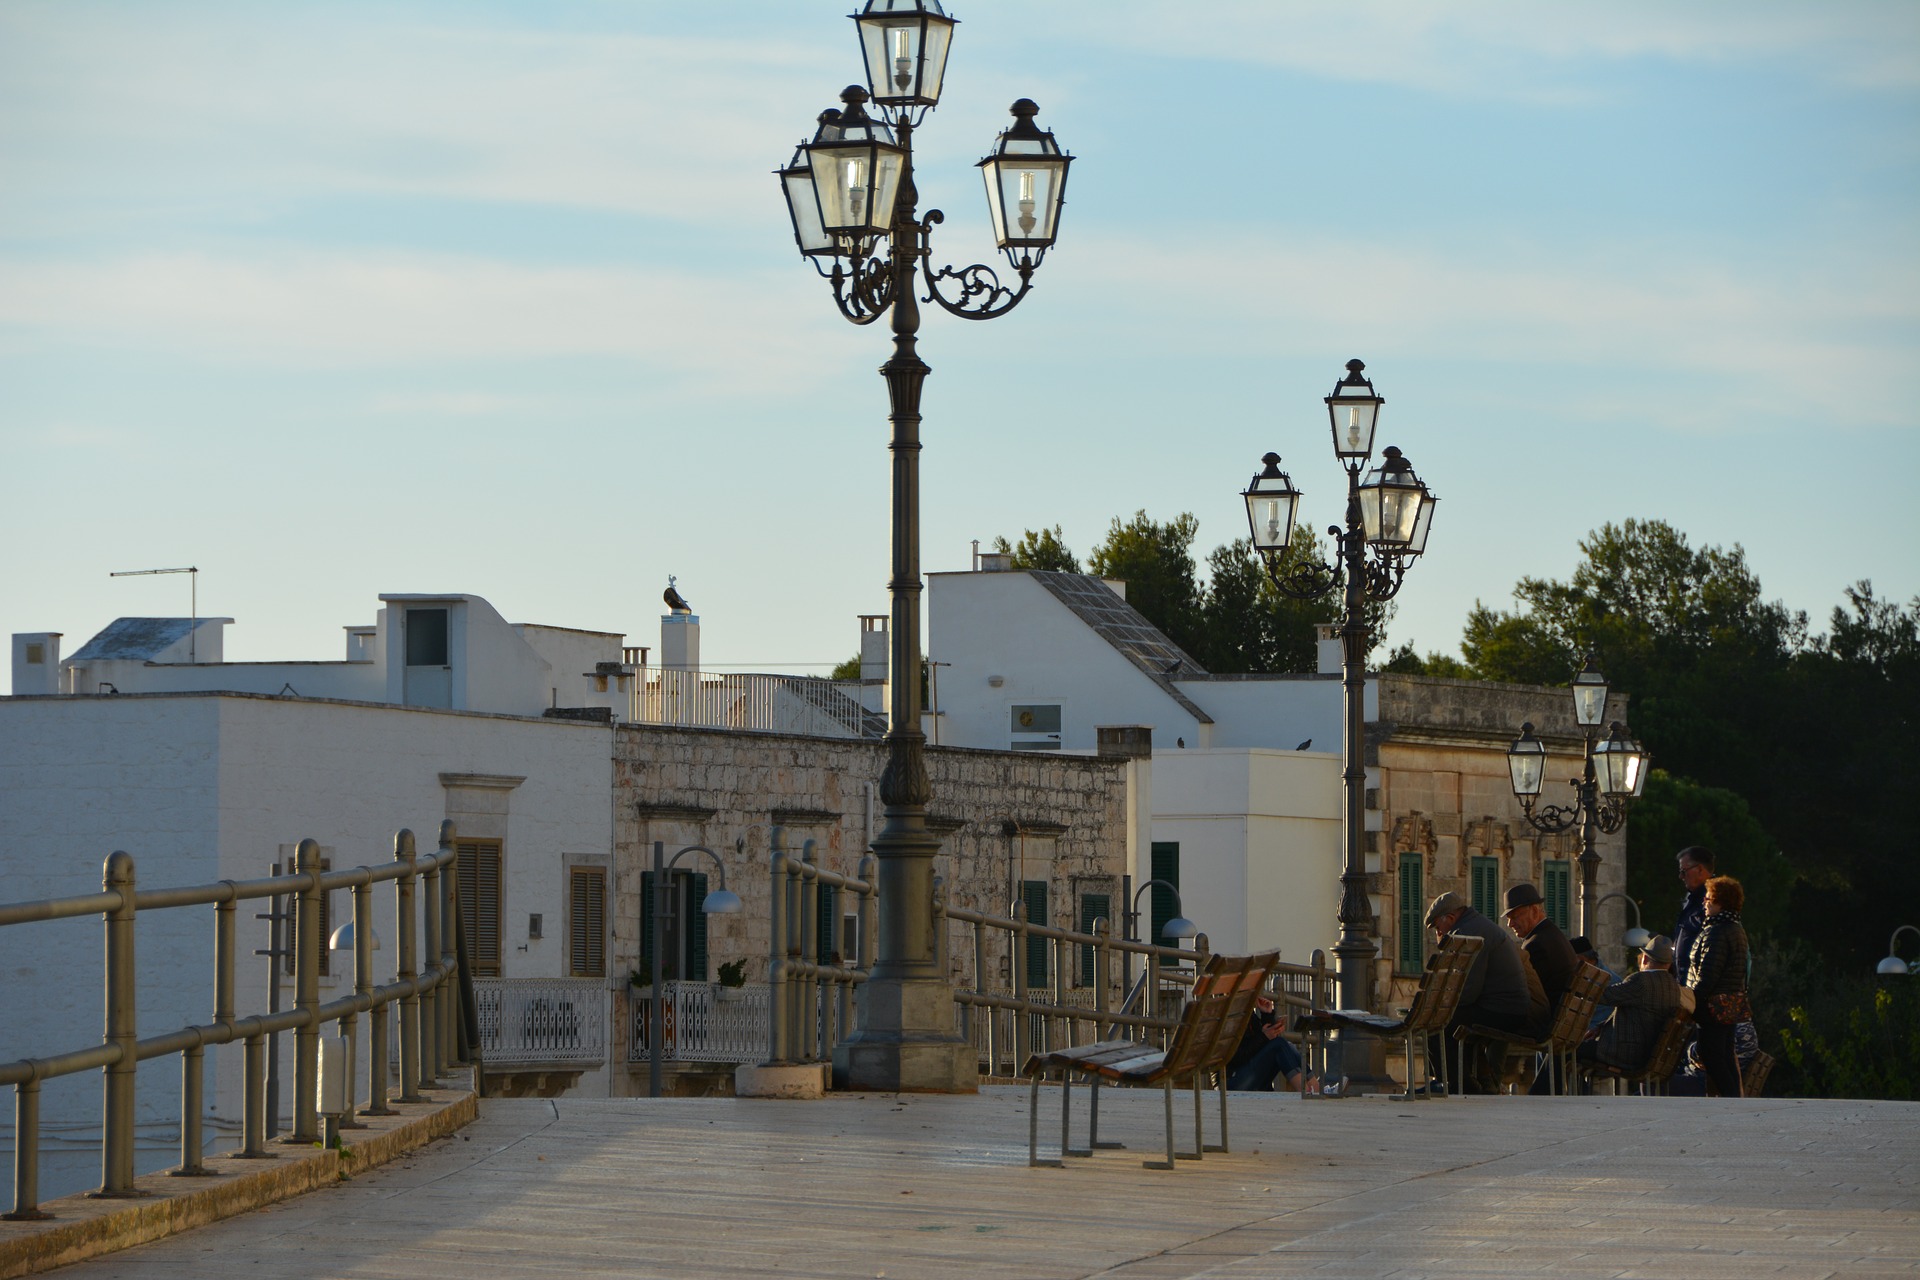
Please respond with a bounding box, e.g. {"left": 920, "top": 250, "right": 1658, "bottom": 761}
{"left": 1387, "top": 813, "right": 1436, "bottom": 874}
{"left": 1461, "top": 817, "right": 1514, "bottom": 880}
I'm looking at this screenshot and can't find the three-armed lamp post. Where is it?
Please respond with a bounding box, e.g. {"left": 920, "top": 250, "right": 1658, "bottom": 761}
{"left": 1239, "top": 360, "right": 1436, "bottom": 1021}
{"left": 778, "top": 0, "right": 1073, "bottom": 1092}
{"left": 1506, "top": 655, "right": 1650, "bottom": 939}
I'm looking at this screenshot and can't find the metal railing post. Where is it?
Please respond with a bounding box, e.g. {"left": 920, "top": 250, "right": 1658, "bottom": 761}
{"left": 339, "top": 874, "right": 373, "bottom": 1129}
{"left": 975, "top": 918, "right": 994, "bottom": 1075}
{"left": 437, "top": 831, "right": 458, "bottom": 1074}
{"left": 6, "top": 1080, "right": 48, "bottom": 1220}
{"left": 1012, "top": 900, "right": 1030, "bottom": 1072}
{"left": 798, "top": 845, "right": 818, "bottom": 1060}
{"left": 97, "top": 850, "right": 138, "bottom": 1196}
{"left": 287, "top": 838, "right": 322, "bottom": 1144}
{"left": 395, "top": 829, "right": 424, "bottom": 1103}
{"left": 419, "top": 835, "right": 443, "bottom": 1087}
{"left": 175, "top": 1045, "right": 208, "bottom": 1174}
{"left": 768, "top": 847, "right": 787, "bottom": 1064}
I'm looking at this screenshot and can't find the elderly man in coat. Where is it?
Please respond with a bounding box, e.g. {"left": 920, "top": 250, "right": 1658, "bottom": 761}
{"left": 1579, "top": 934, "right": 1684, "bottom": 1083}
{"left": 1424, "top": 891, "right": 1533, "bottom": 1094}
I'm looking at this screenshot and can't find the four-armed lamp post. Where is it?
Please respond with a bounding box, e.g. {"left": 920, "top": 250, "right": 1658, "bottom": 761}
{"left": 1239, "top": 360, "right": 1437, "bottom": 1025}
{"left": 1506, "top": 655, "right": 1650, "bottom": 939}
{"left": 779, "top": 0, "right": 1073, "bottom": 1091}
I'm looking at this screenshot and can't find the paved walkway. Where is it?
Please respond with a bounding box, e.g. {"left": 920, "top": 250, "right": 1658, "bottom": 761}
{"left": 48, "top": 1088, "right": 1920, "bottom": 1279}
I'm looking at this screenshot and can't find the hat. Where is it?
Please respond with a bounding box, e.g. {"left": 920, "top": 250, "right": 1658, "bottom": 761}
{"left": 1641, "top": 935, "right": 1676, "bottom": 967}
{"left": 1503, "top": 882, "right": 1544, "bottom": 914}
{"left": 1569, "top": 935, "right": 1595, "bottom": 957}
{"left": 1425, "top": 891, "right": 1469, "bottom": 927}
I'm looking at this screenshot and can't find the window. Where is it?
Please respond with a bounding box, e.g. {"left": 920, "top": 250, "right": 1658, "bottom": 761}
{"left": 1543, "top": 859, "right": 1572, "bottom": 933}
{"left": 1149, "top": 842, "right": 1180, "bottom": 946}
{"left": 1010, "top": 703, "right": 1062, "bottom": 751}
{"left": 1397, "top": 853, "right": 1425, "bottom": 976}
{"left": 1469, "top": 855, "right": 1501, "bottom": 922}
{"left": 457, "top": 839, "right": 504, "bottom": 977}
{"left": 1021, "top": 879, "right": 1049, "bottom": 987}
{"left": 24, "top": 643, "right": 43, "bottom": 664}
{"left": 1077, "top": 892, "right": 1111, "bottom": 987}
{"left": 640, "top": 870, "right": 710, "bottom": 982}
{"left": 568, "top": 866, "right": 606, "bottom": 978}
{"left": 406, "top": 608, "right": 449, "bottom": 666}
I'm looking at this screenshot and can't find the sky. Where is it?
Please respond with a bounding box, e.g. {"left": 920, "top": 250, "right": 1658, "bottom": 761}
{"left": 3, "top": 1, "right": 1916, "bottom": 686}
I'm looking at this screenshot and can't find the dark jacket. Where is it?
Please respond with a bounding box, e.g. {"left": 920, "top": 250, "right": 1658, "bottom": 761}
{"left": 1673, "top": 885, "right": 1707, "bottom": 985}
{"left": 1594, "top": 966, "right": 1682, "bottom": 1070}
{"left": 1229, "top": 1005, "right": 1277, "bottom": 1076}
{"left": 1687, "top": 910, "right": 1750, "bottom": 1022}
{"left": 1449, "top": 907, "right": 1532, "bottom": 1019}
{"left": 1520, "top": 916, "right": 1579, "bottom": 1012}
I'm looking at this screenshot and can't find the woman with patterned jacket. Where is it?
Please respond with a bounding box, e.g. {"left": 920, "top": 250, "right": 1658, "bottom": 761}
{"left": 1686, "top": 874, "right": 1752, "bottom": 1098}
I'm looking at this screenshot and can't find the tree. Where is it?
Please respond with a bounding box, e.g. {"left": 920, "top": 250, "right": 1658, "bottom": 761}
{"left": 830, "top": 655, "right": 861, "bottom": 681}
{"left": 991, "top": 526, "right": 1081, "bottom": 574}
{"left": 1197, "top": 531, "right": 1399, "bottom": 674}
{"left": 1624, "top": 770, "right": 1789, "bottom": 939}
{"left": 1087, "top": 511, "right": 1209, "bottom": 659}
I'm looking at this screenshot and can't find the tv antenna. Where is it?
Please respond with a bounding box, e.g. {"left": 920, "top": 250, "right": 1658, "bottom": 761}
{"left": 109, "top": 566, "right": 200, "bottom": 663}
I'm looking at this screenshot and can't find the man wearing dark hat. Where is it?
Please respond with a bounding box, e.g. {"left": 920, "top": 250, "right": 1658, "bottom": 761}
{"left": 1502, "top": 882, "right": 1580, "bottom": 1092}
{"left": 1424, "top": 890, "right": 1532, "bottom": 1094}
{"left": 1579, "top": 934, "right": 1683, "bottom": 1080}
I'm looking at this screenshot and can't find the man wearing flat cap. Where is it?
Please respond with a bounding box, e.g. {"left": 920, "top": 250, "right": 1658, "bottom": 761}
{"left": 1424, "top": 891, "right": 1532, "bottom": 1093}
{"left": 1580, "top": 934, "right": 1683, "bottom": 1080}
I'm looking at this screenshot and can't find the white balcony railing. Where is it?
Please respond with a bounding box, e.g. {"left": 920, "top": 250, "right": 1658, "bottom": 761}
{"left": 475, "top": 978, "right": 608, "bottom": 1065}
{"left": 628, "top": 981, "right": 770, "bottom": 1064}
{"left": 626, "top": 668, "right": 883, "bottom": 739}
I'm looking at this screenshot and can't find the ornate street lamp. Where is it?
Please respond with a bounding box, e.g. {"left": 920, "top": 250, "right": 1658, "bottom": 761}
{"left": 778, "top": 1, "right": 1073, "bottom": 1092}
{"left": 1237, "top": 359, "right": 1435, "bottom": 1030}
{"left": 1507, "top": 655, "right": 1651, "bottom": 938}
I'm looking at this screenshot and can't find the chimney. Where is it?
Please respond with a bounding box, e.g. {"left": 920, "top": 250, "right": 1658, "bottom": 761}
{"left": 11, "top": 633, "right": 62, "bottom": 696}
{"left": 1096, "top": 725, "right": 1154, "bottom": 760}
{"left": 977, "top": 552, "right": 1014, "bottom": 572}
{"left": 661, "top": 610, "right": 699, "bottom": 671}
{"left": 858, "top": 615, "right": 888, "bottom": 713}
{"left": 1316, "top": 623, "right": 1341, "bottom": 675}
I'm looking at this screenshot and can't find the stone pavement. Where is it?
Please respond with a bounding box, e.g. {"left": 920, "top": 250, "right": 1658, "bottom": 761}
{"left": 44, "top": 1087, "right": 1920, "bottom": 1279}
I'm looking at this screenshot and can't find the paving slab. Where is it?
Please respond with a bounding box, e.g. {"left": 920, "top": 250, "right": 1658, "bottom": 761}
{"left": 37, "top": 1088, "right": 1920, "bottom": 1280}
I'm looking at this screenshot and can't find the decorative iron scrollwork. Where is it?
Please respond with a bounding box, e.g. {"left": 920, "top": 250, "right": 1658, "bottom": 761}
{"left": 919, "top": 211, "right": 1035, "bottom": 320}
{"left": 830, "top": 253, "right": 895, "bottom": 325}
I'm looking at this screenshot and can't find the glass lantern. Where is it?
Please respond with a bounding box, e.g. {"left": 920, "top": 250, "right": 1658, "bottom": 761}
{"left": 978, "top": 99, "right": 1072, "bottom": 261}
{"left": 1325, "top": 358, "right": 1383, "bottom": 461}
{"left": 1357, "top": 446, "right": 1429, "bottom": 549}
{"left": 1507, "top": 722, "right": 1547, "bottom": 797}
{"left": 853, "top": 0, "right": 957, "bottom": 110}
{"left": 1242, "top": 452, "right": 1301, "bottom": 556}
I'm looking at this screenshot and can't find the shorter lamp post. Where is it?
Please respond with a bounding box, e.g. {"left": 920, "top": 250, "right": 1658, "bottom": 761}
{"left": 1121, "top": 877, "right": 1198, "bottom": 1000}
{"left": 1595, "top": 891, "right": 1652, "bottom": 952}
{"left": 326, "top": 918, "right": 381, "bottom": 1127}
{"left": 1506, "top": 655, "right": 1651, "bottom": 938}
{"left": 649, "top": 841, "right": 743, "bottom": 1098}
{"left": 1878, "top": 925, "right": 1920, "bottom": 976}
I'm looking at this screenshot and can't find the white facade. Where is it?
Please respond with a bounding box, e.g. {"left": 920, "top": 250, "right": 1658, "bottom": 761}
{"left": 0, "top": 691, "right": 614, "bottom": 1195}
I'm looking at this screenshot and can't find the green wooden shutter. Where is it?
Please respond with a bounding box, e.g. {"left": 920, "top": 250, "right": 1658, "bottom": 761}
{"left": 639, "top": 871, "right": 656, "bottom": 981}
{"left": 1543, "top": 860, "right": 1572, "bottom": 933}
{"left": 569, "top": 867, "right": 606, "bottom": 978}
{"left": 687, "top": 872, "right": 709, "bottom": 981}
{"left": 1149, "top": 842, "right": 1180, "bottom": 944}
{"left": 1078, "top": 892, "right": 1110, "bottom": 987}
{"left": 816, "top": 883, "right": 839, "bottom": 962}
{"left": 457, "top": 840, "right": 503, "bottom": 977}
{"left": 1022, "top": 880, "right": 1049, "bottom": 987}
{"left": 1397, "top": 853, "right": 1425, "bottom": 976}
{"left": 1470, "top": 856, "right": 1501, "bottom": 922}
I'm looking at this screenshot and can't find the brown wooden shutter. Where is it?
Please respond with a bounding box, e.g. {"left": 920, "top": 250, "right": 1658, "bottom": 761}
{"left": 457, "top": 839, "right": 503, "bottom": 977}
{"left": 569, "top": 866, "right": 606, "bottom": 978}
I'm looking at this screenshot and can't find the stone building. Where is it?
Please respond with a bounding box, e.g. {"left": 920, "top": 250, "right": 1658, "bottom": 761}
{"left": 1372, "top": 673, "right": 1633, "bottom": 1007}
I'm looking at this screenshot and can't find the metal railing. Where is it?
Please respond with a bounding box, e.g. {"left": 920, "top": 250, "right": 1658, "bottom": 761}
{"left": 0, "top": 823, "right": 476, "bottom": 1220}
{"left": 626, "top": 668, "right": 883, "bottom": 739}
{"left": 767, "top": 840, "right": 876, "bottom": 1066}
{"left": 476, "top": 978, "right": 607, "bottom": 1066}
{"left": 627, "top": 982, "right": 768, "bottom": 1064}
{"left": 935, "top": 881, "right": 1334, "bottom": 1080}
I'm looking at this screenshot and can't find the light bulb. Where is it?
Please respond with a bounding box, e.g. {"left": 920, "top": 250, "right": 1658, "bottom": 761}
{"left": 1346, "top": 406, "right": 1362, "bottom": 450}
{"left": 892, "top": 27, "right": 912, "bottom": 90}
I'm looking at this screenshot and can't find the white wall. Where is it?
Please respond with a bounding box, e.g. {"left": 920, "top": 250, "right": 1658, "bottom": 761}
{"left": 1178, "top": 675, "right": 1367, "bottom": 752}
{"left": 516, "top": 623, "right": 625, "bottom": 714}
{"left": 0, "top": 691, "right": 614, "bottom": 1192}
{"left": 928, "top": 571, "right": 1204, "bottom": 753}
{"left": 1151, "top": 748, "right": 1343, "bottom": 965}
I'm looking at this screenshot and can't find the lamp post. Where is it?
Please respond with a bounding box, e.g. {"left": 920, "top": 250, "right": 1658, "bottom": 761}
{"left": 1595, "top": 891, "right": 1652, "bottom": 952}
{"left": 1878, "top": 925, "right": 1920, "bottom": 976}
{"left": 1238, "top": 360, "right": 1436, "bottom": 1020}
{"left": 1120, "top": 877, "right": 1198, "bottom": 1001}
{"left": 648, "top": 841, "right": 743, "bottom": 1098}
{"left": 1506, "top": 655, "right": 1651, "bottom": 939}
{"left": 779, "top": 1, "right": 1073, "bottom": 1092}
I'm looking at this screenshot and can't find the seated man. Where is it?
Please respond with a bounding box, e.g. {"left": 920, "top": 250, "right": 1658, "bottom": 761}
{"left": 1579, "top": 934, "right": 1683, "bottom": 1079}
{"left": 1226, "top": 993, "right": 1317, "bottom": 1093}
{"left": 1424, "top": 891, "right": 1533, "bottom": 1093}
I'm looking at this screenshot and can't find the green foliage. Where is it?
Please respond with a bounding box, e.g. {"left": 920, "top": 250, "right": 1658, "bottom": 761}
{"left": 1381, "top": 642, "right": 1472, "bottom": 678}
{"left": 1087, "top": 511, "right": 1209, "bottom": 659}
{"left": 1196, "top": 535, "right": 1341, "bottom": 674}
{"left": 1777, "top": 979, "right": 1920, "bottom": 1101}
{"left": 1624, "top": 770, "right": 1789, "bottom": 938}
{"left": 830, "top": 655, "right": 861, "bottom": 681}
{"left": 717, "top": 958, "right": 748, "bottom": 988}
{"left": 992, "top": 526, "right": 1081, "bottom": 573}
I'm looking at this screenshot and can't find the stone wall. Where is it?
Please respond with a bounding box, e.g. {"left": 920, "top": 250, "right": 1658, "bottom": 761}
{"left": 1370, "top": 675, "right": 1635, "bottom": 1001}
{"left": 610, "top": 725, "right": 1130, "bottom": 1071}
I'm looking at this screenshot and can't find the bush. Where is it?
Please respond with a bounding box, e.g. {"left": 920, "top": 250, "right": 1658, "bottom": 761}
{"left": 1770, "top": 955, "right": 1920, "bottom": 1100}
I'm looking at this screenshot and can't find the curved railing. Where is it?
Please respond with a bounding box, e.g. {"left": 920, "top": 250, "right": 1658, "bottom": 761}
{"left": 0, "top": 823, "right": 476, "bottom": 1220}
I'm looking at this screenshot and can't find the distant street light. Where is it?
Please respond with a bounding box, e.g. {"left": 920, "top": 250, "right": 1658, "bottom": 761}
{"left": 779, "top": 0, "right": 1073, "bottom": 1093}
{"left": 1595, "top": 891, "right": 1652, "bottom": 952}
{"left": 649, "top": 841, "right": 742, "bottom": 1098}
{"left": 1507, "top": 655, "right": 1650, "bottom": 938}
{"left": 1238, "top": 358, "right": 1435, "bottom": 1021}
{"left": 1878, "top": 925, "right": 1920, "bottom": 976}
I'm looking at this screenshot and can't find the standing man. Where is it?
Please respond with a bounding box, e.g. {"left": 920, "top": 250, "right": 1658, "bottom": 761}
{"left": 1424, "top": 891, "right": 1531, "bottom": 1094}
{"left": 1672, "top": 846, "right": 1715, "bottom": 987}
{"left": 1504, "top": 881, "right": 1580, "bottom": 1093}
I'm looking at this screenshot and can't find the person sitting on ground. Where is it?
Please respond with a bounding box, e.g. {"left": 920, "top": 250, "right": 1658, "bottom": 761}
{"left": 1424, "top": 890, "right": 1532, "bottom": 1094}
{"left": 1226, "top": 992, "right": 1318, "bottom": 1093}
{"left": 1686, "top": 874, "right": 1752, "bottom": 1098}
{"left": 1579, "top": 933, "right": 1683, "bottom": 1081}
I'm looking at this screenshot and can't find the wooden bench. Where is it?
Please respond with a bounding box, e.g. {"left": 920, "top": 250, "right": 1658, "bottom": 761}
{"left": 1022, "top": 951, "right": 1277, "bottom": 1170}
{"left": 1458, "top": 961, "right": 1610, "bottom": 1096}
{"left": 1294, "top": 932, "right": 1483, "bottom": 1100}
{"left": 1580, "top": 1005, "right": 1695, "bottom": 1096}
{"left": 1741, "top": 1049, "right": 1775, "bottom": 1097}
